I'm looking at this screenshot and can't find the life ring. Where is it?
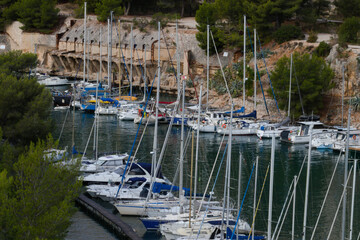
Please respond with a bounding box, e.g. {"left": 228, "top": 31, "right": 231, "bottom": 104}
{"left": 353, "top": 135, "right": 356, "bottom": 140}
{"left": 222, "top": 124, "right": 226, "bottom": 128}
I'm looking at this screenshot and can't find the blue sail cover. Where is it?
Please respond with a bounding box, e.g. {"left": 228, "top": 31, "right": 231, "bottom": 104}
{"left": 233, "top": 110, "right": 257, "bottom": 119}
{"left": 152, "top": 182, "right": 191, "bottom": 195}
{"left": 224, "top": 107, "right": 245, "bottom": 114}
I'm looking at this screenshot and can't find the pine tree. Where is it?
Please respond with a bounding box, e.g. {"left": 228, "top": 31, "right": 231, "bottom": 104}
{"left": 95, "top": 0, "right": 124, "bottom": 22}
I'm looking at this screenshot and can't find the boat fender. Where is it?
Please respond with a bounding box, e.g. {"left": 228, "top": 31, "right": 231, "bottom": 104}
{"left": 222, "top": 124, "right": 226, "bottom": 128}
{"left": 353, "top": 135, "right": 356, "bottom": 140}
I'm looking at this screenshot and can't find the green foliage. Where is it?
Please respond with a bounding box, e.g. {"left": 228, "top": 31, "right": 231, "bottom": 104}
{"left": 133, "top": 17, "right": 149, "bottom": 32}
{"left": 273, "top": 25, "right": 303, "bottom": 44}
{"left": 350, "top": 95, "right": 360, "bottom": 111}
{"left": 270, "top": 53, "right": 334, "bottom": 118}
{"left": 0, "top": 138, "right": 81, "bottom": 240}
{"left": 314, "top": 41, "right": 331, "bottom": 57}
{"left": 0, "top": 73, "right": 53, "bottom": 146}
{"left": 95, "top": 0, "right": 124, "bottom": 22}
{"left": 210, "top": 62, "right": 254, "bottom": 98}
{"left": 195, "top": 1, "right": 224, "bottom": 55}
{"left": 335, "top": 0, "right": 360, "bottom": 18}
{"left": 75, "top": 0, "right": 100, "bottom": 17}
{"left": 307, "top": 31, "right": 318, "bottom": 43}
{"left": 149, "top": 12, "right": 179, "bottom": 28}
{"left": 0, "top": 51, "right": 37, "bottom": 75}
{"left": 338, "top": 17, "right": 360, "bottom": 45}
{"left": 16, "top": 0, "right": 59, "bottom": 33}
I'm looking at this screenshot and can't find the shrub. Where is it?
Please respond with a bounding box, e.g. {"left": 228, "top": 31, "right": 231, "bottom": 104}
{"left": 314, "top": 41, "right": 331, "bottom": 57}
{"left": 273, "top": 25, "right": 303, "bottom": 44}
{"left": 338, "top": 17, "right": 360, "bottom": 44}
{"left": 307, "top": 31, "right": 318, "bottom": 43}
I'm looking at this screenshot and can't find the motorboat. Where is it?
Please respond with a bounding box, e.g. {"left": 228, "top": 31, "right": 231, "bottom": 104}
{"left": 280, "top": 121, "right": 329, "bottom": 144}
{"left": 38, "top": 76, "right": 70, "bottom": 86}
{"left": 80, "top": 153, "right": 129, "bottom": 174}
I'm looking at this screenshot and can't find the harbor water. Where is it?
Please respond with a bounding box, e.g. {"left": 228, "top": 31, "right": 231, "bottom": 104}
{"left": 53, "top": 108, "right": 360, "bottom": 240}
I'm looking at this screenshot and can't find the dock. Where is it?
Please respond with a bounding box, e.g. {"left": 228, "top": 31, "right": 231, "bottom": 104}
{"left": 76, "top": 194, "right": 141, "bottom": 240}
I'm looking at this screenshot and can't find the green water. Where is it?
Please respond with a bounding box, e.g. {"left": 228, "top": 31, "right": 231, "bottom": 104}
{"left": 54, "top": 109, "right": 360, "bottom": 240}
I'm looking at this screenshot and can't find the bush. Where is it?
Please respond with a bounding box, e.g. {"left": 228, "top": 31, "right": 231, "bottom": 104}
{"left": 338, "top": 17, "right": 360, "bottom": 44}
{"left": 150, "top": 12, "right": 178, "bottom": 28}
{"left": 273, "top": 25, "right": 303, "bottom": 44}
{"left": 307, "top": 31, "right": 318, "bottom": 43}
{"left": 314, "top": 41, "right": 331, "bottom": 57}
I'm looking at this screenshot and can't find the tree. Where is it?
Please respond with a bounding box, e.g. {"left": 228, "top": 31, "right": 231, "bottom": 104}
{"left": 95, "top": 0, "right": 124, "bottom": 22}
{"left": 270, "top": 53, "right": 334, "bottom": 118}
{"left": 0, "top": 138, "right": 81, "bottom": 240}
{"left": 0, "top": 50, "right": 37, "bottom": 76}
{"left": 334, "top": 0, "right": 360, "bottom": 18}
{"left": 338, "top": 17, "right": 360, "bottom": 45}
{"left": 195, "top": 1, "right": 224, "bottom": 55}
{"left": 0, "top": 73, "right": 53, "bottom": 146}
{"left": 16, "top": 0, "right": 59, "bottom": 33}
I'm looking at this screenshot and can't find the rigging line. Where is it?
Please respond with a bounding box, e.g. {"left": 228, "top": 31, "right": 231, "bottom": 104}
{"left": 230, "top": 162, "right": 256, "bottom": 240}
{"left": 80, "top": 118, "right": 96, "bottom": 162}
{"left": 310, "top": 153, "right": 342, "bottom": 239}
{"left": 196, "top": 133, "right": 227, "bottom": 217}
{"left": 292, "top": 59, "right": 306, "bottom": 115}
{"left": 58, "top": 107, "right": 70, "bottom": 143}
{"left": 196, "top": 141, "right": 228, "bottom": 239}
{"left": 115, "top": 68, "right": 157, "bottom": 198}
{"left": 246, "top": 27, "right": 270, "bottom": 116}
{"left": 114, "top": 21, "right": 131, "bottom": 94}
{"left": 134, "top": 46, "right": 146, "bottom": 95}
{"left": 210, "top": 30, "right": 232, "bottom": 104}
{"left": 326, "top": 165, "right": 354, "bottom": 240}
{"left": 247, "top": 163, "right": 270, "bottom": 240}
{"left": 160, "top": 29, "right": 180, "bottom": 97}
{"left": 256, "top": 34, "right": 281, "bottom": 115}
{"left": 144, "top": 92, "right": 181, "bottom": 207}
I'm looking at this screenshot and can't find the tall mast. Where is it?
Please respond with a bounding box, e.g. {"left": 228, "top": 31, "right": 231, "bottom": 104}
{"left": 100, "top": 27, "right": 102, "bottom": 85}
{"left": 176, "top": 21, "right": 181, "bottom": 102}
{"left": 288, "top": 53, "right": 293, "bottom": 117}
{"left": 130, "top": 24, "right": 133, "bottom": 98}
{"left": 268, "top": 134, "right": 275, "bottom": 240}
{"left": 252, "top": 156, "right": 258, "bottom": 240}
{"left": 292, "top": 175, "right": 297, "bottom": 240}
{"left": 349, "top": 159, "right": 357, "bottom": 240}
{"left": 254, "top": 28, "right": 257, "bottom": 111}
{"left": 107, "top": 18, "right": 110, "bottom": 89}
{"left": 179, "top": 73, "right": 185, "bottom": 211}
{"left": 341, "top": 107, "right": 351, "bottom": 240}
{"left": 206, "top": 24, "right": 209, "bottom": 112}
{"left": 152, "top": 22, "right": 161, "bottom": 184}
{"left": 243, "top": 15, "right": 246, "bottom": 111}
{"left": 226, "top": 102, "right": 234, "bottom": 228}
{"left": 194, "top": 82, "right": 203, "bottom": 216}
{"left": 83, "top": 2, "right": 87, "bottom": 82}
{"left": 143, "top": 44, "right": 147, "bottom": 102}
{"left": 341, "top": 64, "right": 345, "bottom": 127}
{"left": 118, "top": 20, "right": 121, "bottom": 99}
{"left": 109, "top": 11, "right": 113, "bottom": 92}
{"left": 302, "top": 128, "right": 312, "bottom": 240}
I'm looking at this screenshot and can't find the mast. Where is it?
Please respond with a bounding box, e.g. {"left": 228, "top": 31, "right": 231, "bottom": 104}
{"left": 143, "top": 44, "right": 147, "bottom": 102}
{"left": 107, "top": 18, "right": 110, "bottom": 90}
{"left": 288, "top": 53, "right": 293, "bottom": 117}
{"left": 94, "top": 72, "right": 99, "bottom": 160}
{"left": 179, "top": 73, "right": 185, "bottom": 211}
{"left": 292, "top": 175, "right": 297, "bottom": 240}
{"left": 206, "top": 24, "right": 209, "bottom": 112}
{"left": 341, "top": 107, "right": 351, "bottom": 240}
{"left": 176, "top": 20, "right": 179, "bottom": 98}
{"left": 109, "top": 11, "right": 113, "bottom": 91}
{"left": 194, "top": 82, "right": 203, "bottom": 215}
{"left": 349, "top": 159, "right": 357, "bottom": 240}
{"left": 118, "top": 20, "right": 121, "bottom": 99}
{"left": 226, "top": 102, "right": 234, "bottom": 228}
{"left": 268, "top": 133, "right": 275, "bottom": 240}
{"left": 83, "top": 2, "right": 87, "bottom": 82}
{"left": 252, "top": 156, "right": 258, "bottom": 240}
{"left": 100, "top": 27, "right": 102, "bottom": 85}
{"left": 341, "top": 64, "right": 345, "bottom": 127}
{"left": 243, "top": 15, "right": 246, "bottom": 111}
{"left": 254, "top": 28, "right": 257, "bottom": 111}
{"left": 152, "top": 21, "right": 161, "bottom": 185}
{"left": 130, "top": 24, "right": 133, "bottom": 98}
{"left": 302, "top": 128, "right": 312, "bottom": 240}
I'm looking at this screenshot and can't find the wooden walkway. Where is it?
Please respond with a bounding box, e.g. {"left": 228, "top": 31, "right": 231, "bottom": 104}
{"left": 76, "top": 194, "right": 141, "bottom": 240}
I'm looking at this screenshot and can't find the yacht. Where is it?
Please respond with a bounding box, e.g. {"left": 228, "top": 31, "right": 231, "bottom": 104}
{"left": 280, "top": 121, "right": 329, "bottom": 144}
